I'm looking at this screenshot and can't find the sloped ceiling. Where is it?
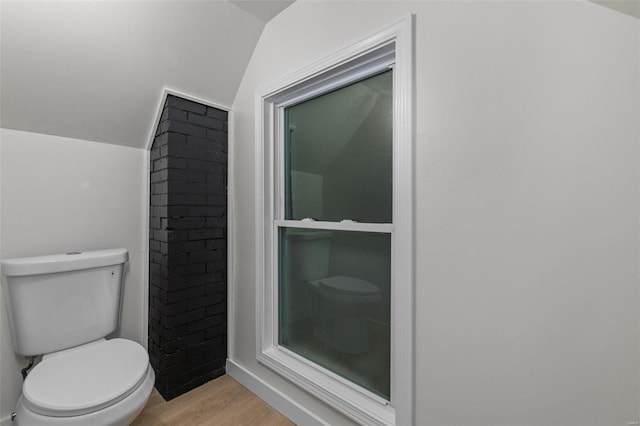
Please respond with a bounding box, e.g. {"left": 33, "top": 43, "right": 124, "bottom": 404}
{"left": 0, "top": 1, "right": 293, "bottom": 149}
{"left": 2, "top": 0, "right": 632, "bottom": 152}
{"left": 591, "top": 0, "right": 640, "bottom": 19}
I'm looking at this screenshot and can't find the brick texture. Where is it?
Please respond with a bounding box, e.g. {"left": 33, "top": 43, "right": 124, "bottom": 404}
{"left": 149, "top": 95, "right": 227, "bottom": 400}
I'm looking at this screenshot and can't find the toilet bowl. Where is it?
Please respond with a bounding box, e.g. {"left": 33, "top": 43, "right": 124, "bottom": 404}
{"left": 14, "top": 339, "right": 155, "bottom": 425}
{"left": 309, "top": 275, "right": 381, "bottom": 354}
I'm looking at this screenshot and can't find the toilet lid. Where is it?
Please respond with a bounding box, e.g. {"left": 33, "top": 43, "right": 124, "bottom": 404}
{"left": 22, "top": 338, "right": 149, "bottom": 417}
{"left": 319, "top": 276, "right": 379, "bottom": 295}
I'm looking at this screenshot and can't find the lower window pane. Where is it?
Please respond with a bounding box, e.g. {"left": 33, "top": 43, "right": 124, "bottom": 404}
{"left": 279, "top": 227, "right": 391, "bottom": 399}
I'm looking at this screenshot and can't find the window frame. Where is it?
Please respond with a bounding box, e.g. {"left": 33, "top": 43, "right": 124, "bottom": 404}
{"left": 254, "top": 16, "right": 414, "bottom": 426}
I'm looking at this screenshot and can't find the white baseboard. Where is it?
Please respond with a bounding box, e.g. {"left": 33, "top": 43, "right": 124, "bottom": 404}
{"left": 226, "top": 359, "right": 327, "bottom": 426}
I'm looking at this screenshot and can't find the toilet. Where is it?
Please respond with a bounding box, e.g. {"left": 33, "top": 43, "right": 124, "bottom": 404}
{"left": 286, "top": 230, "right": 381, "bottom": 354}
{"left": 1, "top": 248, "right": 155, "bottom": 425}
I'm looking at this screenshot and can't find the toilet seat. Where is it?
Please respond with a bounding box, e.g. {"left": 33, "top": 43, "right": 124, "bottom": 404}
{"left": 318, "top": 275, "right": 379, "bottom": 295}
{"left": 311, "top": 275, "right": 381, "bottom": 305}
{"left": 22, "top": 338, "right": 149, "bottom": 417}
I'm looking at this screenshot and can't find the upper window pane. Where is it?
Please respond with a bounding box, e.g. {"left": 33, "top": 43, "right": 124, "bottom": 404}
{"left": 284, "top": 70, "right": 392, "bottom": 223}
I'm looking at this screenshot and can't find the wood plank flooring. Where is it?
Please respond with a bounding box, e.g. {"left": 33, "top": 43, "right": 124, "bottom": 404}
{"left": 132, "top": 375, "right": 295, "bottom": 426}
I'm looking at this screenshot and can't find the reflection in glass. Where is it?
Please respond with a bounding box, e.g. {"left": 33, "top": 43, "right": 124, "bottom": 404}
{"left": 279, "top": 227, "right": 391, "bottom": 399}
{"left": 284, "top": 70, "right": 392, "bottom": 223}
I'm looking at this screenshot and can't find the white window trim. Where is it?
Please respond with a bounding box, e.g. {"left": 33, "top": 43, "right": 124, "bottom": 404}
{"left": 254, "top": 16, "right": 414, "bottom": 426}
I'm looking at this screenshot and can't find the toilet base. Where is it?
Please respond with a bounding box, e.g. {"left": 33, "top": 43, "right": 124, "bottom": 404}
{"left": 14, "top": 365, "right": 155, "bottom": 426}
{"left": 314, "top": 315, "right": 370, "bottom": 354}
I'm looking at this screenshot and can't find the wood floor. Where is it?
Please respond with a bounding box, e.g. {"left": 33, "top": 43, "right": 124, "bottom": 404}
{"left": 132, "top": 375, "right": 295, "bottom": 426}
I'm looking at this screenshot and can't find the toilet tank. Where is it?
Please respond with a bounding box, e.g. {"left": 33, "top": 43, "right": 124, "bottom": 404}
{"left": 285, "top": 230, "right": 332, "bottom": 281}
{"left": 1, "top": 249, "right": 128, "bottom": 356}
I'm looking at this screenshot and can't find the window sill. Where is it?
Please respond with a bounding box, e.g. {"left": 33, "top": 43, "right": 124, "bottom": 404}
{"left": 258, "top": 345, "right": 395, "bottom": 426}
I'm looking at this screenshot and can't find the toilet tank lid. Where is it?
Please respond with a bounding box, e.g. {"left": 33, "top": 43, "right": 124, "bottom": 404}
{"left": 1, "top": 248, "right": 128, "bottom": 277}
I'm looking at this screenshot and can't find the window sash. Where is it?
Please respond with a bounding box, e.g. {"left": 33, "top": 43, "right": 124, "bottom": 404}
{"left": 272, "top": 68, "right": 396, "bottom": 404}
{"left": 273, "top": 65, "right": 395, "bottom": 225}
{"left": 270, "top": 223, "right": 395, "bottom": 408}
{"left": 275, "top": 219, "right": 393, "bottom": 233}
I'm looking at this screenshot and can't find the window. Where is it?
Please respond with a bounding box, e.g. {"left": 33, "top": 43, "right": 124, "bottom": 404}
{"left": 255, "top": 17, "right": 414, "bottom": 425}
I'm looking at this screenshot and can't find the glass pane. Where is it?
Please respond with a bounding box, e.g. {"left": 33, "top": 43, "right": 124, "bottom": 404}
{"left": 279, "top": 227, "right": 391, "bottom": 399}
{"left": 284, "top": 70, "right": 392, "bottom": 223}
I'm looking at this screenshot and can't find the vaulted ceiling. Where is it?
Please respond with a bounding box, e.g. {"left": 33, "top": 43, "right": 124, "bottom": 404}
{"left": 592, "top": 0, "right": 640, "bottom": 19}
{"left": 0, "top": 1, "right": 293, "bottom": 149}
{"left": 1, "top": 0, "right": 636, "bottom": 151}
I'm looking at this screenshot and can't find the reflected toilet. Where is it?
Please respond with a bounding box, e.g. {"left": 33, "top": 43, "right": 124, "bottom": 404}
{"left": 286, "top": 230, "right": 381, "bottom": 354}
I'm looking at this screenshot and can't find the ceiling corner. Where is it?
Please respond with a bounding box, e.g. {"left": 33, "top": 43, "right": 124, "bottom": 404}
{"left": 591, "top": 0, "right": 640, "bottom": 19}
{"left": 228, "top": 0, "right": 295, "bottom": 24}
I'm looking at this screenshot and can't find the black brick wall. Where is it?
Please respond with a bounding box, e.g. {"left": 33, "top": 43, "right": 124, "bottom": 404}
{"left": 149, "top": 95, "right": 227, "bottom": 400}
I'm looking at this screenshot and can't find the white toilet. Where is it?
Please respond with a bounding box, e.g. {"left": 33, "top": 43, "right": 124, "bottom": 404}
{"left": 1, "top": 248, "right": 155, "bottom": 425}
{"left": 287, "top": 230, "right": 381, "bottom": 354}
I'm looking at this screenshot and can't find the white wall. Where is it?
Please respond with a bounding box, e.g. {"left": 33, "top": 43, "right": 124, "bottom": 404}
{"left": 0, "top": 129, "right": 147, "bottom": 422}
{"left": 230, "top": 2, "right": 640, "bottom": 425}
